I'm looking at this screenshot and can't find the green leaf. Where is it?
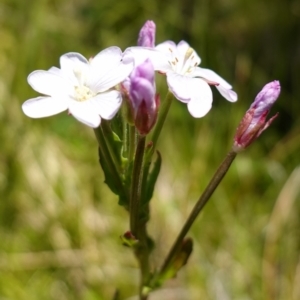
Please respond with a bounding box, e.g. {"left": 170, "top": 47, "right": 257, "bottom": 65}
{"left": 98, "top": 147, "right": 129, "bottom": 208}
{"left": 101, "top": 120, "right": 124, "bottom": 168}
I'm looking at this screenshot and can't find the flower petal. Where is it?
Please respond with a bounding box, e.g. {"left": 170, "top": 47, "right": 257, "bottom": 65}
{"left": 167, "top": 74, "right": 213, "bottom": 117}
{"left": 69, "top": 101, "right": 101, "bottom": 128}
{"left": 59, "top": 52, "right": 90, "bottom": 84}
{"left": 28, "top": 70, "right": 72, "bottom": 96}
{"left": 155, "top": 40, "right": 177, "bottom": 56}
{"left": 166, "top": 73, "right": 192, "bottom": 103}
{"left": 123, "top": 47, "right": 171, "bottom": 73}
{"left": 216, "top": 85, "right": 238, "bottom": 102}
{"left": 90, "top": 90, "right": 122, "bottom": 120}
{"left": 90, "top": 48, "right": 134, "bottom": 93}
{"left": 192, "top": 67, "right": 237, "bottom": 102}
{"left": 187, "top": 79, "right": 213, "bottom": 118}
{"left": 192, "top": 67, "right": 233, "bottom": 89}
{"left": 90, "top": 46, "right": 123, "bottom": 74}
{"left": 22, "top": 96, "right": 68, "bottom": 118}
{"left": 60, "top": 52, "right": 89, "bottom": 72}
{"left": 177, "top": 40, "right": 201, "bottom": 65}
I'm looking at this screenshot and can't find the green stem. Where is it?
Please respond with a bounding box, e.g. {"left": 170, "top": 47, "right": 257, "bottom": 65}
{"left": 94, "top": 127, "right": 127, "bottom": 202}
{"left": 130, "top": 135, "right": 146, "bottom": 236}
{"left": 136, "top": 223, "right": 151, "bottom": 300}
{"left": 129, "top": 135, "right": 151, "bottom": 299}
{"left": 146, "top": 92, "right": 173, "bottom": 160}
{"left": 159, "top": 150, "right": 237, "bottom": 276}
{"left": 128, "top": 125, "right": 137, "bottom": 163}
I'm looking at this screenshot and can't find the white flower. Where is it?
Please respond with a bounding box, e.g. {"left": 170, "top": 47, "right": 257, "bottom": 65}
{"left": 22, "top": 47, "right": 134, "bottom": 127}
{"left": 124, "top": 41, "right": 237, "bottom": 118}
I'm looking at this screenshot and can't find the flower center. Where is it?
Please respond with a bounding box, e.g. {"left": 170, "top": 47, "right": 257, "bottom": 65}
{"left": 73, "top": 67, "right": 95, "bottom": 102}
{"left": 74, "top": 85, "right": 95, "bottom": 102}
{"left": 169, "top": 47, "right": 198, "bottom": 75}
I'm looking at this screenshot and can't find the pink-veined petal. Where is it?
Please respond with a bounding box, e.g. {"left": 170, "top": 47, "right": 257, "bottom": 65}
{"left": 187, "top": 78, "right": 213, "bottom": 118}
{"left": 22, "top": 96, "right": 68, "bottom": 118}
{"left": 90, "top": 90, "right": 122, "bottom": 120}
{"left": 28, "top": 70, "right": 72, "bottom": 96}
{"left": 216, "top": 85, "right": 238, "bottom": 102}
{"left": 123, "top": 47, "right": 171, "bottom": 73}
{"left": 69, "top": 101, "right": 101, "bottom": 128}
{"left": 192, "top": 67, "right": 233, "bottom": 89}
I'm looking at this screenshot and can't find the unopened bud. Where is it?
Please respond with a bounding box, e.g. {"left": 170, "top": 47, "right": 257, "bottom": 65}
{"left": 138, "top": 20, "right": 156, "bottom": 48}
{"left": 233, "top": 80, "right": 281, "bottom": 152}
{"left": 123, "top": 59, "right": 159, "bottom": 135}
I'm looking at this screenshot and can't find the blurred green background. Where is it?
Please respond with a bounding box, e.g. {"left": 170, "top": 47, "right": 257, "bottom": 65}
{"left": 0, "top": 0, "right": 300, "bottom": 299}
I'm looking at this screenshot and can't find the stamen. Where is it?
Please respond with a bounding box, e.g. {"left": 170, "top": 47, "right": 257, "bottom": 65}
{"left": 74, "top": 85, "right": 95, "bottom": 102}
{"left": 184, "top": 47, "right": 194, "bottom": 62}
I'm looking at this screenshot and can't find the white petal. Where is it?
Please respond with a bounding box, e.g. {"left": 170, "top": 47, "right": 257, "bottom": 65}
{"left": 22, "top": 96, "right": 68, "bottom": 118}
{"left": 59, "top": 52, "right": 90, "bottom": 84}
{"left": 90, "top": 47, "right": 123, "bottom": 76}
{"left": 60, "top": 52, "right": 89, "bottom": 71}
{"left": 216, "top": 85, "right": 238, "bottom": 102}
{"left": 90, "top": 53, "right": 134, "bottom": 93}
{"left": 123, "top": 47, "right": 171, "bottom": 73}
{"left": 166, "top": 73, "right": 192, "bottom": 103}
{"left": 192, "top": 67, "right": 233, "bottom": 89}
{"left": 69, "top": 101, "right": 101, "bottom": 128}
{"left": 187, "top": 79, "right": 213, "bottom": 118}
{"left": 48, "top": 66, "right": 63, "bottom": 76}
{"left": 28, "top": 70, "right": 72, "bottom": 96}
{"left": 155, "top": 41, "right": 177, "bottom": 55}
{"left": 177, "top": 41, "right": 191, "bottom": 57}
{"left": 90, "top": 90, "right": 122, "bottom": 120}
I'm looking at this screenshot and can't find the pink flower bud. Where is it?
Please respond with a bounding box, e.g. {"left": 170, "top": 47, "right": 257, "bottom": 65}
{"left": 233, "top": 80, "right": 281, "bottom": 152}
{"left": 123, "top": 59, "right": 159, "bottom": 135}
{"left": 137, "top": 20, "right": 156, "bottom": 48}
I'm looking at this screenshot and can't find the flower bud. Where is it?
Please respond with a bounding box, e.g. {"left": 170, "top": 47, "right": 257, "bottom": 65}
{"left": 137, "top": 20, "right": 156, "bottom": 48}
{"left": 123, "top": 59, "right": 159, "bottom": 135}
{"left": 233, "top": 80, "right": 281, "bottom": 152}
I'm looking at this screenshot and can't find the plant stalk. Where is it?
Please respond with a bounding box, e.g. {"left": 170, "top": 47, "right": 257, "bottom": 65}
{"left": 159, "top": 150, "right": 237, "bottom": 276}
{"left": 146, "top": 92, "right": 173, "bottom": 160}
{"left": 130, "top": 135, "right": 146, "bottom": 236}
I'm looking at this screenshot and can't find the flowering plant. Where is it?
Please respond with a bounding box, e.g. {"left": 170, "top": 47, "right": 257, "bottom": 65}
{"left": 22, "top": 20, "right": 281, "bottom": 299}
